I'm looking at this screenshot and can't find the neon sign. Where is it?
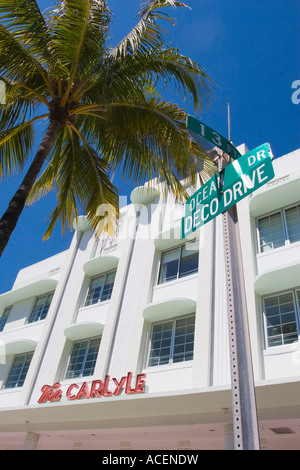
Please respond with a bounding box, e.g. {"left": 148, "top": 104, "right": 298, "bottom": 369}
{"left": 38, "top": 372, "right": 146, "bottom": 404}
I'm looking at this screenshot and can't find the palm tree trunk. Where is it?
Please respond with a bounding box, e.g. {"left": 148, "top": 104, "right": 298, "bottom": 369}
{"left": 0, "top": 120, "right": 63, "bottom": 257}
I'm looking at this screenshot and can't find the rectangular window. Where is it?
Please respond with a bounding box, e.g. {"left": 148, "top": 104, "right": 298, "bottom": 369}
{"left": 257, "top": 203, "right": 300, "bottom": 253}
{"left": 85, "top": 271, "right": 116, "bottom": 306}
{"left": 65, "top": 336, "right": 101, "bottom": 380}
{"left": 4, "top": 352, "right": 33, "bottom": 389}
{"left": 158, "top": 242, "right": 198, "bottom": 284}
{"left": 147, "top": 315, "right": 195, "bottom": 367}
{"left": 0, "top": 306, "right": 11, "bottom": 332}
{"left": 263, "top": 291, "right": 299, "bottom": 348}
{"left": 285, "top": 205, "right": 300, "bottom": 244}
{"left": 27, "top": 293, "right": 53, "bottom": 324}
{"left": 257, "top": 212, "right": 285, "bottom": 252}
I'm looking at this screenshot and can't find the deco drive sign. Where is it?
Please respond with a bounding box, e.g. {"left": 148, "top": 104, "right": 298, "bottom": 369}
{"left": 181, "top": 143, "right": 275, "bottom": 239}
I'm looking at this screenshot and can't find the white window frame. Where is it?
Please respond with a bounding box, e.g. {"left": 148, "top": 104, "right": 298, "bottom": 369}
{"left": 27, "top": 292, "right": 54, "bottom": 324}
{"left": 0, "top": 306, "right": 12, "bottom": 332}
{"left": 157, "top": 241, "right": 199, "bottom": 285}
{"left": 64, "top": 336, "right": 101, "bottom": 380}
{"left": 146, "top": 314, "right": 196, "bottom": 368}
{"left": 256, "top": 202, "right": 300, "bottom": 254}
{"left": 262, "top": 288, "right": 300, "bottom": 349}
{"left": 84, "top": 270, "right": 116, "bottom": 307}
{"left": 4, "top": 352, "right": 34, "bottom": 389}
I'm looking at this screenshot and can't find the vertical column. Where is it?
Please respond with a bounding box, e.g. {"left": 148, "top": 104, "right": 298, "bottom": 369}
{"left": 192, "top": 219, "right": 214, "bottom": 388}
{"left": 224, "top": 424, "right": 234, "bottom": 450}
{"left": 22, "top": 432, "right": 40, "bottom": 450}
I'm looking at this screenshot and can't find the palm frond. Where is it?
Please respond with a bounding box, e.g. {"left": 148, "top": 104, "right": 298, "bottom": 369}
{"left": 139, "top": 0, "right": 190, "bottom": 16}
{"left": 0, "top": 78, "right": 40, "bottom": 131}
{"left": 26, "top": 125, "right": 69, "bottom": 205}
{"left": 28, "top": 122, "right": 118, "bottom": 239}
{"left": 76, "top": 97, "right": 214, "bottom": 199}
{"left": 123, "top": 47, "right": 214, "bottom": 113}
{"left": 0, "top": 23, "right": 47, "bottom": 84}
{"left": 110, "top": 0, "right": 188, "bottom": 58}
{"left": 0, "top": 0, "right": 53, "bottom": 67}
{"left": 0, "top": 117, "right": 39, "bottom": 178}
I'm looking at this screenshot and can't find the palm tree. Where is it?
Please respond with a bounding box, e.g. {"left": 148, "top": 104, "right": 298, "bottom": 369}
{"left": 0, "top": 0, "right": 214, "bottom": 257}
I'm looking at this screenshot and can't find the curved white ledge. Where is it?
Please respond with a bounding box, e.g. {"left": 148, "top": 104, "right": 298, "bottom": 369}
{"left": 249, "top": 174, "right": 300, "bottom": 217}
{"left": 154, "top": 226, "right": 196, "bottom": 251}
{"left": 83, "top": 255, "right": 119, "bottom": 277}
{"left": 64, "top": 322, "right": 104, "bottom": 341}
{"left": 0, "top": 279, "right": 58, "bottom": 310}
{"left": 142, "top": 297, "right": 196, "bottom": 322}
{"left": 130, "top": 186, "right": 159, "bottom": 205}
{"left": 3, "top": 339, "right": 37, "bottom": 356}
{"left": 73, "top": 215, "right": 93, "bottom": 232}
{"left": 254, "top": 261, "right": 300, "bottom": 295}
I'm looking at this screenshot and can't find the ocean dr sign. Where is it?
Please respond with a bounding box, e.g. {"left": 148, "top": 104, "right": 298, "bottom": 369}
{"left": 38, "top": 372, "right": 146, "bottom": 403}
{"left": 181, "top": 143, "right": 275, "bottom": 238}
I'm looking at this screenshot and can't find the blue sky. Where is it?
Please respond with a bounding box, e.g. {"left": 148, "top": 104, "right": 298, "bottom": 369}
{"left": 0, "top": 0, "right": 299, "bottom": 294}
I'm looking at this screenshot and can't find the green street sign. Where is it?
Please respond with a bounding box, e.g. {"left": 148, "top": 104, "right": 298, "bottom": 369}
{"left": 187, "top": 115, "right": 242, "bottom": 160}
{"left": 181, "top": 143, "right": 275, "bottom": 239}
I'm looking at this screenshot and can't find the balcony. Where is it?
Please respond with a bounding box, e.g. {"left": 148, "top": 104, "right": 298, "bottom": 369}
{"left": 0, "top": 279, "right": 58, "bottom": 311}
{"left": 254, "top": 259, "right": 300, "bottom": 295}
{"left": 83, "top": 254, "right": 119, "bottom": 277}
{"left": 249, "top": 172, "right": 300, "bottom": 218}
{"left": 143, "top": 297, "right": 196, "bottom": 322}
{"left": 64, "top": 321, "right": 104, "bottom": 341}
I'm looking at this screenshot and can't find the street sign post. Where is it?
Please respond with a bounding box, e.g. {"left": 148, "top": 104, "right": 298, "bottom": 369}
{"left": 181, "top": 143, "right": 274, "bottom": 238}
{"left": 185, "top": 117, "right": 275, "bottom": 450}
{"left": 187, "top": 115, "right": 242, "bottom": 160}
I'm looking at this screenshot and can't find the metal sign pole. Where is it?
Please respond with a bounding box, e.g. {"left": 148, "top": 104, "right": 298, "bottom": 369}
{"left": 218, "top": 154, "right": 260, "bottom": 450}
{"left": 185, "top": 114, "right": 269, "bottom": 449}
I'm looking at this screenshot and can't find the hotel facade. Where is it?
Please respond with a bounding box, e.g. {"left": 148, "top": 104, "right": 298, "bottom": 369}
{"left": 0, "top": 144, "right": 299, "bottom": 450}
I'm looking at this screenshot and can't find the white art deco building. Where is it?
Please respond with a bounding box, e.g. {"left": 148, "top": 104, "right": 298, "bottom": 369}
{"left": 0, "top": 144, "right": 299, "bottom": 450}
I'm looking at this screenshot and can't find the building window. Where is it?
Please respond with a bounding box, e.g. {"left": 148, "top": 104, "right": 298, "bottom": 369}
{"left": 147, "top": 315, "right": 195, "bottom": 367}
{"left": 0, "top": 306, "right": 11, "bottom": 332}
{"left": 257, "top": 203, "right": 300, "bottom": 253}
{"left": 4, "top": 352, "right": 33, "bottom": 389}
{"left": 158, "top": 242, "right": 198, "bottom": 284}
{"left": 65, "top": 337, "right": 101, "bottom": 380}
{"left": 263, "top": 290, "right": 300, "bottom": 348}
{"left": 85, "top": 271, "right": 116, "bottom": 306}
{"left": 285, "top": 205, "right": 300, "bottom": 243}
{"left": 27, "top": 293, "right": 54, "bottom": 324}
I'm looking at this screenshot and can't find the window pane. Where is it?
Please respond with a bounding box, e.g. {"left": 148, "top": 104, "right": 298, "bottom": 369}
{"left": 285, "top": 205, "right": 300, "bottom": 244}
{"left": 148, "top": 322, "right": 172, "bottom": 366}
{"left": 264, "top": 293, "right": 298, "bottom": 347}
{"left": 85, "top": 275, "right": 105, "bottom": 306}
{"left": 85, "top": 272, "right": 116, "bottom": 306}
{"left": 0, "top": 306, "right": 11, "bottom": 332}
{"left": 5, "top": 352, "right": 33, "bottom": 389}
{"left": 179, "top": 243, "right": 199, "bottom": 278}
{"left": 65, "top": 340, "right": 88, "bottom": 379}
{"left": 258, "top": 213, "right": 285, "bottom": 252}
{"left": 173, "top": 316, "right": 195, "bottom": 363}
{"left": 148, "top": 316, "right": 195, "bottom": 367}
{"left": 83, "top": 337, "right": 101, "bottom": 377}
{"left": 28, "top": 293, "right": 53, "bottom": 323}
{"left": 65, "top": 337, "right": 101, "bottom": 379}
{"left": 159, "top": 248, "right": 180, "bottom": 283}
{"left": 101, "top": 272, "right": 116, "bottom": 301}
